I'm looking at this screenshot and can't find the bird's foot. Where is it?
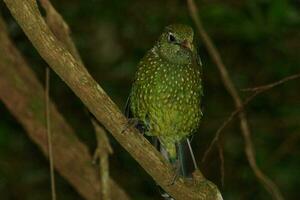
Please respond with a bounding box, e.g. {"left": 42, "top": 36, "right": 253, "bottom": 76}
{"left": 168, "top": 160, "right": 181, "bottom": 186}
{"left": 121, "top": 118, "right": 142, "bottom": 134}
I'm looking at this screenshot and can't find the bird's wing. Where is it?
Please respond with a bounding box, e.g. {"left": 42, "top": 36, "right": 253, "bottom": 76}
{"left": 124, "top": 95, "right": 132, "bottom": 118}
{"left": 197, "top": 54, "right": 203, "bottom": 67}
{"left": 124, "top": 94, "right": 149, "bottom": 134}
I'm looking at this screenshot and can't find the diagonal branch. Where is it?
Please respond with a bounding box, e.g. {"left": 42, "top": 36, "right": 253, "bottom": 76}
{"left": 242, "top": 73, "right": 300, "bottom": 92}
{"left": 203, "top": 72, "right": 300, "bottom": 161}
{"left": 39, "top": 0, "right": 83, "bottom": 65}
{"left": 39, "top": 1, "right": 115, "bottom": 198}
{"left": 187, "top": 0, "right": 284, "bottom": 200}
{"left": 3, "top": 0, "right": 222, "bottom": 199}
{"left": 0, "top": 15, "right": 129, "bottom": 200}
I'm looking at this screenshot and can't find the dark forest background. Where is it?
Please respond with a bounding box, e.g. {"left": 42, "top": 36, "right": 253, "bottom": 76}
{"left": 0, "top": 0, "right": 299, "bottom": 199}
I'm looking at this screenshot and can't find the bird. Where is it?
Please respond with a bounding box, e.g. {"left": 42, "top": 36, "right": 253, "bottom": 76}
{"left": 125, "top": 24, "right": 203, "bottom": 190}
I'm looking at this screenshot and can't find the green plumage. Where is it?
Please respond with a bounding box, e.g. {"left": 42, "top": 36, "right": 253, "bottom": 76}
{"left": 128, "top": 24, "right": 203, "bottom": 166}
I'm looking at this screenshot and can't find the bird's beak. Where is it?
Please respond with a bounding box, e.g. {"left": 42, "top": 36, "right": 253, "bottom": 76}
{"left": 181, "top": 40, "right": 192, "bottom": 50}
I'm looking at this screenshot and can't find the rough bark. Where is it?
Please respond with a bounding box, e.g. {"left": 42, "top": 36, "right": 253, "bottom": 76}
{"left": 0, "top": 16, "right": 130, "bottom": 200}
{"left": 3, "top": 0, "right": 222, "bottom": 199}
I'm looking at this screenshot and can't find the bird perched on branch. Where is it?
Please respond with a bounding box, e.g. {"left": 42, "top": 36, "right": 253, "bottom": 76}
{"left": 126, "top": 24, "right": 203, "bottom": 191}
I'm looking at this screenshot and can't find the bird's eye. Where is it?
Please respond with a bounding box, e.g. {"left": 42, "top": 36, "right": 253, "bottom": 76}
{"left": 168, "top": 33, "right": 176, "bottom": 43}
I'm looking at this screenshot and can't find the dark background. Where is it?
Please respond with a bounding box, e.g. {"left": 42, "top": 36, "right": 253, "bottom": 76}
{"left": 0, "top": 0, "right": 300, "bottom": 199}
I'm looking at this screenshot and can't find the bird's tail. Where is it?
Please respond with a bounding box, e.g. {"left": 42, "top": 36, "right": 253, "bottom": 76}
{"left": 153, "top": 137, "right": 197, "bottom": 177}
{"left": 176, "top": 138, "right": 198, "bottom": 178}
{"left": 152, "top": 137, "right": 198, "bottom": 199}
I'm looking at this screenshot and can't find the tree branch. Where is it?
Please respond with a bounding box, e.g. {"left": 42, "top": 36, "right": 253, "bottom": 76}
{"left": 38, "top": 0, "right": 83, "bottom": 65}
{"left": 45, "top": 66, "right": 57, "bottom": 200}
{"left": 0, "top": 15, "right": 129, "bottom": 200}
{"left": 202, "top": 91, "right": 260, "bottom": 162}
{"left": 203, "top": 72, "right": 300, "bottom": 162}
{"left": 92, "top": 119, "right": 113, "bottom": 200}
{"left": 3, "top": 0, "right": 222, "bottom": 199}
{"left": 187, "top": 0, "right": 284, "bottom": 200}
{"left": 39, "top": 1, "right": 115, "bottom": 198}
{"left": 242, "top": 73, "right": 300, "bottom": 92}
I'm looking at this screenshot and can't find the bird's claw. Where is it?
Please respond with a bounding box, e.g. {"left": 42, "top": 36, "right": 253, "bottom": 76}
{"left": 168, "top": 160, "right": 181, "bottom": 186}
{"left": 121, "top": 118, "right": 140, "bottom": 134}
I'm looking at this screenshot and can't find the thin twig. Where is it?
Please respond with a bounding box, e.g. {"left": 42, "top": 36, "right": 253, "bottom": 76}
{"left": 217, "top": 141, "right": 224, "bottom": 187}
{"left": 242, "top": 73, "right": 300, "bottom": 92}
{"left": 91, "top": 119, "right": 113, "bottom": 200}
{"left": 0, "top": 14, "right": 129, "bottom": 200}
{"left": 203, "top": 73, "right": 300, "bottom": 160}
{"left": 202, "top": 91, "right": 258, "bottom": 162}
{"left": 45, "top": 67, "right": 57, "bottom": 200}
{"left": 202, "top": 108, "right": 238, "bottom": 163}
{"left": 187, "top": 0, "right": 284, "bottom": 199}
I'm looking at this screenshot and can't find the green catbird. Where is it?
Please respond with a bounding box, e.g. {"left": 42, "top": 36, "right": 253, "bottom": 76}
{"left": 126, "top": 24, "right": 203, "bottom": 184}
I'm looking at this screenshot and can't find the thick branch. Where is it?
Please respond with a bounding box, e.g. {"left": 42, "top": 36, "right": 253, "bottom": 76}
{"left": 0, "top": 16, "right": 129, "bottom": 200}
{"left": 39, "top": 0, "right": 83, "bottom": 65}
{"left": 3, "top": 0, "right": 222, "bottom": 199}
{"left": 39, "top": 1, "right": 114, "bottom": 198}
{"left": 187, "top": 1, "right": 284, "bottom": 200}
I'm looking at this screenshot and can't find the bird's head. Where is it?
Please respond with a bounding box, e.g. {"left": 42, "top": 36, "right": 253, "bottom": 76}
{"left": 156, "top": 24, "right": 195, "bottom": 64}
